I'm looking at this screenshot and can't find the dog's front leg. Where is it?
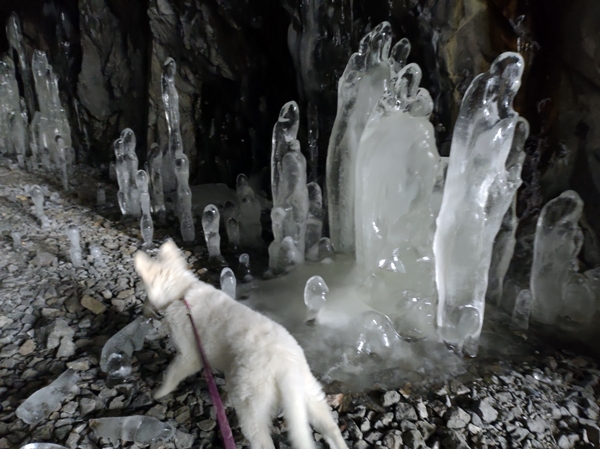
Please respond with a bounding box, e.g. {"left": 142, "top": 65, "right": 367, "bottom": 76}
{"left": 154, "top": 353, "right": 202, "bottom": 399}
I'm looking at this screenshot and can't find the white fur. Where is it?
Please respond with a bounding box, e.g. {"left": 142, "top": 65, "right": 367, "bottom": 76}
{"left": 134, "top": 241, "right": 348, "bottom": 449}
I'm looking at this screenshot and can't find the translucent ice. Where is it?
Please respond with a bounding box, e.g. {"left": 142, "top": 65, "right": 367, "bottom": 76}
{"left": 161, "top": 57, "right": 183, "bottom": 193}
{"left": 220, "top": 267, "right": 236, "bottom": 299}
{"left": 237, "top": 253, "right": 253, "bottom": 282}
{"left": 100, "top": 316, "right": 152, "bottom": 383}
{"left": 114, "top": 137, "right": 129, "bottom": 215}
{"left": 434, "top": 52, "right": 529, "bottom": 356}
{"left": 510, "top": 289, "right": 533, "bottom": 337}
{"left": 20, "top": 444, "right": 69, "bottom": 449}
{"left": 123, "top": 128, "right": 141, "bottom": 217}
{"left": 202, "top": 204, "right": 225, "bottom": 264}
{"left": 487, "top": 197, "right": 518, "bottom": 306}
{"left": 327, "top": 23, "right": 405, "bottom": 255}
{"left": 148, "top": 143, "right": 166, "bottom": 222}
{"left": 55, "top": 136, "right": 69, "bottom": 191}
{"left": 175, "top": 155, "right": 195, "bottom": 242}
{"left": 0, "top": 56, "right": 26, "bottom": 160}
{"left": 90, "top": 415, "right": 174, "bottom": 445}
{"left": 30, "top": 185, "right": 50, "bottom": 229}
{"left": 531, "top": 190, "right": 584, "bottom": 324}
{"left": 90, "top": 245, "right": 105, "bottom": 267}
{"left": 137, "top": 170, "right": 153, "bottom": 246}
{"left": 350, "top": 311, "right": 401, "bottom": 359}
{"left": 305, "top": 182, "right": 323, "bottom": 254}
{"left": 16, "top": 369, "right": 80, "bottom": 425}
{"left": 304, "top": 275, "right": 328, "bottom": 321}
{"left": 66, "top": 224, "right": 83, "bottom": 268}
{"left": 6, "top": 13, "right": 35, "bottom": 117}
{"left": 226, "top": 217, "right": 241, "bottom": 248}
{"left": 11, "top": 231, "right": 21, "bottom": 251}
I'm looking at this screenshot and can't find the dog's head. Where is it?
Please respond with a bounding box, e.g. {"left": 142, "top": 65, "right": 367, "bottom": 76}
{"left": 134, "top": 240, "right": 195, "bottom": 314}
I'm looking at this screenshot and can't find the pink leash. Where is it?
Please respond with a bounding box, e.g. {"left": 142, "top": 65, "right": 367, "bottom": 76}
{"left": 183, "top": 298, "right": 236, "bottom": 449}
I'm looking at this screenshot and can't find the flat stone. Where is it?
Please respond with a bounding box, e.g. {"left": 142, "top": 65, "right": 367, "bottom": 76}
{"left": 446, "top": 407, "right": 470, "bottom": 429}
{"left": 382, "top": 390, "right": 401, "bottom": 407}
{"left": 198, "top": 419, "right": 216, "bottom": 431}
{"left": 381, "top": 430, "right": 403, "bottom": 449}
{"left": 527, "top": 417, "right": 547, "bottom": 433}
{"left": 18, "top": 339, "right": 35, "bottom": 355}
{"left": 395, "top": 402, "right": 418, "bottom": 421}
{"left": 402, "top": 429, "right": 425, "bottom": 449}
{"left": 476, "top": 398, "right": 498, "bottom": 423}
{"left": 80, "top": 295, "right": 106, "bottom": 314}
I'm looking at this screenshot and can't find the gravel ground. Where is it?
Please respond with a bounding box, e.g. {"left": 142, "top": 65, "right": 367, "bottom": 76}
{"left": 0, "top": 160, "right": 599, "bottom": 449}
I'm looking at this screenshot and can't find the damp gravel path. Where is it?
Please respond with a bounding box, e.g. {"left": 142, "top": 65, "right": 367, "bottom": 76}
{"left": 0, "top": 160, "right": 599, "bottom": 449}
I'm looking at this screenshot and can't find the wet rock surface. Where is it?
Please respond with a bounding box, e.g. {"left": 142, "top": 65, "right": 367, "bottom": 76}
{"left": 1, "top": 161, "right": 600, "bottom": 448}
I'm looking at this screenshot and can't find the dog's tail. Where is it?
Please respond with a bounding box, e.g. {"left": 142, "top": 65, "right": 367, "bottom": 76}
{"left": 278, "top": 368, "right": 316, "bottom": 449}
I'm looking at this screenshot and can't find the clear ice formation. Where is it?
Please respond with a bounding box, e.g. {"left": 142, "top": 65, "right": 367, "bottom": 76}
{"left": 220, "top": 267, "right": 236, "bottom": 299}
{"left": 30, "top": 185, "right": 50, "bottom": 229}
{"left": 306, "top": 237, "right": 335, "bottom": 262}
{"left": 269, "top": 102, "right": 308, "bottom": 270}
{"left": 100, "top": 316, "right": 152, "bottom": 383}
{"left": 510, "top": 289, "right": 533, "bottom": 337}
{"left": 236, "top": 174, "right": 262, "bottom": 247}
{"left": 148, "top": 143, "right": 166, "bottom": 222}
{"left": 114, "top": 129, "right": 141, "bottom": 216}
{"left": 90, "top": 415, "right": 174, "bottom": 445}
{"left": 20, "top": 444, "right": 69, "bottom": 449}
{"left": 237, "top": 253, "right": 253, "bottom": 282}
{"left": 176, "top": 155, "right": 195, "bottom": 242}
{"left": 16, "top": 369, "right": 80, "bottom": 425}
{"left": 305, "top": 182, "right": 323, "bottom": 254}
{"left": 137, "top": 170, "right": 154, "bottom": 246}
{"left": 31, "top": 50, "right": 71, "bottom": 170}
{"left": 55, "top": 136, "right": 69, "bottom": 191}
{"left": 226, "top": 217, "right": 241, "bottom": 248}
{"left": 0, "top": 56, "right": 26, "bottom": 165}
{"left": 433, "top": 52, "right": 529, "bottom": 356}
{"left": 304, "top": 275, "right": 328, "bottom": 321}
{"left": 487, "top": 197, "right": 518, "bottom": 306}
{"left": 326, "top": 22, "right": 408, "bottom": 255}
{"left": 66, "top": 224, "right": 83, "bottom": 267}
{"left": 161, "top": 57, "right": 184, "bottom": 193}
{"left": 350, "top": 311, "right": 401, "bottom": 359}
{"left": 11, "top": 231, "right": 21, "bottom": 251}
{"left": 202, "top": 204, "right": 225, "bottom": 264}
{"left": 90, "top": 245, "right": 105, "bottom": 267}
{"left": 531, "top": 190, "right": 584, "bottom": 325}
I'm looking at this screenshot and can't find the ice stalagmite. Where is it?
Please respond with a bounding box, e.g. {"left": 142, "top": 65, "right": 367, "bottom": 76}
{"left": 226, "top": 217, "right": 241, "bottom": 248}
{"left": 176, "top": 155, "right": 194, "bottom": 242}
{"left": 487, "top": 197, "right": 518, "bottom": 306}
{"left": 122, "top": 128, "right": 141, "bottom": 217}
{"left": 16, "top": 369, "right": 80, "bottom": 425}
{"left": 148, "top": 143, "right": 165, "bottom": 222}
{"left": 531, "top": 190, "right": 584, "bottom": 324}
{"left": 31, "top": 185, "right": 50, "bottom": 229}
{"left": 326, "top": 22, "right": 410, "bottom": 255}
{"left": 66, "top": 224, "right": 83, "bottom": 267}
{"left": 161, "top": 58, "right": 183, "bottom": 193}
{"left": 348, "top": 54, "right": 439, "bottom": 341}
{"left": 305, "top": 182, "right": 323, "bottom": 256}
{"left": 238, "top": 253, "right": 253, "bottom": 282}
{"left": 304, "top": 275, "right": 328, "bottom": 321}
{"left": 220, "top": 267, "right": 236, "bottom": 299}
{"left": 114, "top": 137, "right": 129, "bottom": 215}
{"left": 137, "top": 170, "right": 153, "bottom": 246}
{"left": 202, "top": 204, "right": 225, "bottom": 264}
{"left": 6, "top": 13, "right": 35, "bottom": 117}
{"left": 0, "top": 56, "right": 26, "bottom": 161}
{"left": 434, "top": 52, "right": 529, "bottom": 356}
{"left": 510, "top": 289, "right": 533, "bottom": 337}
{"left": 100, "top": 317, "right": 151, "bottom": 383}
{"left": 55, "top": 136, "right": 69, "bottom": 191}
{"left": 236, "top": 174, "right": 262, "bottom": 247}
{"left": 269, "top": 102, "right": 308, "bottom": 271}
{"left": 90, "top": 415, "right": 174, "bottom": 445}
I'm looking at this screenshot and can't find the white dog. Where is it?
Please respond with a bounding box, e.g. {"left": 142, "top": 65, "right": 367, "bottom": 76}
{"left": 134, "top": 240, "right": 348, "bottom": 449}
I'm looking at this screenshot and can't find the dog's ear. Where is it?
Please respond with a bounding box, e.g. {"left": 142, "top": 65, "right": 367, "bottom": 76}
{"left": 134, "top": 251, "right": 153, "bottom": 280}
{"left": 158, "top": 240, "right": 186, "bottom": 268}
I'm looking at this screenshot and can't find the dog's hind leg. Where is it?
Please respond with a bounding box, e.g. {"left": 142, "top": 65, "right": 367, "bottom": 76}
{"left": 233, "top": 394, "right": 277, "bottom": 449}
{"left": 154, "top": 353, "right": 202, "bottom": 399}
{"left": 307, "top": 396, "right": 348, "bottom": 449}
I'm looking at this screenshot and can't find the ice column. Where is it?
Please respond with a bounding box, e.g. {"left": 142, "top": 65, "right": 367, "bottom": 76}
{"left": 66, "top": 224, "right": 83, "bottom": 267}
{"left": 220, "top": 268, "right": 236, "bottom": 299}
{"left": 487, "top": 197, "right": 518, "bottom": 306}
{"left": 531, "top": 190, "right": 584, "bottom": 324}
{"left": 6, "top": 13, "right": 35, "bottom": 116}
{"left": 510, "top": 289, "right": 533, "bottom": 337}
{"left": 11, "top": 232, "right": 21, "bottom": 251}
{"left": 236, "top": 174, "right": 262, "bottom": 247}
{"left": 0, "top": 56, "right": 26, "bottom": 161}
{"left": 100, "top": 317, "right": 151, "bottom": 383}
{"left": 122, "top": 128, "right": 141, "bottom": 217}
{"left": 137, "top": 170, "right": 153, "bottom": 246}
{"left": 55, "top": 136, "right": 69, "bottom": 191}
{"left": 31, "top": 185, "right": 50, "bottom": 229}
{"left": 114, "top": 137, "right": 129, "bottom": 215}
{"left": 148, "top": 143, "right": 166, "bottom": 222}
{"left": 16, "top": 369, "right": 80, "bottom": 425}
{"left": 176, "top": 155, "right": 194, "bottom": 242}
{"left": 161, "top": 58, "right": 183, "bottom": 193}
{"left": 202, "top": 204, "right": 225, "bottom": 264}
{"left": 304, "top": 275, "right": 328, "bottom": 321}
{"left": 90, "top": 416, "right": 174, "bottom": 445}
{"left": 434, "top": 52, "right": 529, "bottom": 356}
{"left": 270, "top": 102, "right": 308, "bottom": 268}
{"left": 226, "top": 217, "right": 241, "bottom": 248}
{"left": 326, "top": 23, "right": 407, "bottom": 255}
{"left": 305, "top": 182, "right": 323, "bottom": 255}
{"left": 237, "top": 253, "right": 253, "bottom": 282}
